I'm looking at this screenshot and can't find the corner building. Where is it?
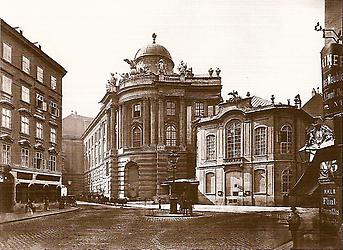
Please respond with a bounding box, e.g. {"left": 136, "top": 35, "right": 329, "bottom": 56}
{"left": 195, "top": 96, "right": 314, "bottom": 206}
{"left": 83, "top": 35, "right": 222, "bottom": 200}
{"left": 0, "top": 19, "right": 66, "bottom": 211}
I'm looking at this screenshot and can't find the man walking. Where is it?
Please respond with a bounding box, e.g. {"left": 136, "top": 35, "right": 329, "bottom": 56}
{"left": 288, "top": 206, "right": 301, "bottom": 249}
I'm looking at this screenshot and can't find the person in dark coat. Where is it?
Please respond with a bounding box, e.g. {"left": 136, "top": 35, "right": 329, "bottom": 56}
{"left": 288, "top": 206, "right": 301, "bottom": 249}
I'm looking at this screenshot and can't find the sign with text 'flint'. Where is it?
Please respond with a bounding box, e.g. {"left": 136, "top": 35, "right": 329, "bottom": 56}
{"left": 321, "top": 43, "right": 343, "bottom": 117}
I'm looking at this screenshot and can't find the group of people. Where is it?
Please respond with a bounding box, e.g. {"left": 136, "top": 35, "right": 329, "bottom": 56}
{"left": 25, "top": 198, "right": 50, "bottom": 215}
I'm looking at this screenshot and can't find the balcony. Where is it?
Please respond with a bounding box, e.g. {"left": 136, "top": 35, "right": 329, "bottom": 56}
{"left": 223, "top": 157, "right": 245, "bottom": 165}
{"left": 0, "top": 94, "right": 14, "bottom": 108}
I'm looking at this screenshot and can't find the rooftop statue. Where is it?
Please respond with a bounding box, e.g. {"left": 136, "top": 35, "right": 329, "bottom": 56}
{"left": 106, "top": 72, "right": 118, "bottom": 91}
{"left": 124, "top": 59, "right": 137, "bottom": 69}
{"left": 157, "top": 59, "right": 166, "bottom": 75}
{"left": 228, "top": 90, "right": 241, "bottom": 103}
{"left": 178, "top": 60, "right": 187, "bottom": 75}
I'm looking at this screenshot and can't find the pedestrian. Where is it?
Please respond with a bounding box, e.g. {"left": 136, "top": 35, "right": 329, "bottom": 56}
{"left": 288, "top": 206, "right": 301, "bottom": 249}
{"left": 158, "top": 197, "right": 162, "bottom": 210}
{"left": 44, "top": 197, "right": 49, "bottom": 211}
{"left": 26, "top": 199, "right": 34, "bottom": 215}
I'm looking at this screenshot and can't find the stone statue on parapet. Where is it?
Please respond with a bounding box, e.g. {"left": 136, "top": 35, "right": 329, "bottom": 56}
{"left": 106, "top": 72, "right": 118, "bottom": 91}
{"left": 228, "top": 90, "right": 241, "bottom": 102}
{"left": 110, "top": 72, "right": 117, "bottom": 85}
{"left": 139, "top": 64, "right": 150, "bottom": 74}
{"left": 185, "top": 67, "right": 193, "bottom": 77}
{"left": 157, "top": 59, "right": 166, "bottom": 75}
{"left": 178, "top": 60, "right": 187, "bottom": 75}
{"left": 124, "top": 59, "right": 137, "bottom": 69}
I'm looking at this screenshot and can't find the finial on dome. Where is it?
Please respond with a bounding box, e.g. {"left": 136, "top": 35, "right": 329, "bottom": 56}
{"left": 152, "top": 33, "right": 157, "bottom": 44}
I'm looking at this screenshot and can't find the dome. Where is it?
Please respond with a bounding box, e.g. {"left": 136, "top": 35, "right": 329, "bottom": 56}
{"left": 134, "top": 43, "right": 173, "bottom": 62}
{"left": 133, "top": 33, "right": 174, "bottom": 75}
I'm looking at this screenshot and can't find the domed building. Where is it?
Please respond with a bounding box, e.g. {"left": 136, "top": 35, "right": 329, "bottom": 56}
{"left": 82, "top": 34, "right": 222, "bottom": 201}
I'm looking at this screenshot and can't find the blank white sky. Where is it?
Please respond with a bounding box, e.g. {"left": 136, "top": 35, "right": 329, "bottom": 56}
{"left": 2, "top": 0, "right": 324, "bottom": 118}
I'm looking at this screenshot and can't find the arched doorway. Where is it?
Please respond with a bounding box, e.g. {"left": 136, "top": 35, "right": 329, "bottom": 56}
{"left": 0, "top": 172, "right": 14, "bottom": 212}
{"left": 125, "top": 162, "right": 139, "bottom": 199}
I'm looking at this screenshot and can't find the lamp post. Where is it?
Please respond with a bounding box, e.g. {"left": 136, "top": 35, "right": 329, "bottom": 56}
{"left": 67, "top": 180, "right": 72, "bottom": 195}
{"left": 168, "top": 151, "right": 179, "bottom": 214}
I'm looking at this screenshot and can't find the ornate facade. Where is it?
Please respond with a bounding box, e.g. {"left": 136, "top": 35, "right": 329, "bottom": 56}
{"left": 0, "top": 19, "right": 66, "bottom": 211}
{"left": 195, "top": 95, "right": 314, "bottom": 206}
{"left": 82, "top": 34, "right": 222, "bottom": 200}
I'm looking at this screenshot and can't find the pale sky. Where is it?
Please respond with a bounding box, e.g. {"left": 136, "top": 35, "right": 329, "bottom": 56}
{"left": 2, "top": 0, "right": 324, "bottom": 118}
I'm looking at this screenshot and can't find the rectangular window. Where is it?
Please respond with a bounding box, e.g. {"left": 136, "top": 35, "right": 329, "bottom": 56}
{"left": 2, "top": 144, "right": 11, "bottom": 165}
{"left": 1, "top": 75, "right": 12, "bottom": 95}
{"left": 50, "top": 101, "right": 59, "bottom": 116}
{"left": 2, "top": 43, "right": 12, "bottom": 63}
{"left": 37, "top": 66, "right": 44, "bottom": 83}
{"left": 1, "top": 108, "right": 11, "bottom": 129}
{"left": 21, "top": 116, "right": 30, "bottom": 134}
{"left": 48, "top": 155, "right": 56, "bottom": 171}
{"left": 21, "top": 86, "right": 30, "bottom": 103}
{"left": 22, "top": 56, "right": 30, "bottom": 74}
{"left": 33, "top": 152, "right": 43, "bottom": 169}
{"left": 21, "top": 148, "right": 29, "bottom": 167}
{"left": 206, "top": 135, "right": 216, "bottom": 160}
{"left": 166, "top": 101, "right": 176, "bottom": 116}
{"left": 133, "top": 104, "right": 141, "bottom": 117}
{"left": 36, "top": 122, "right": 43, "bottom": 139}
{"left": 36, "top": 93, "right": 44, "bottom": 109}
{"left": 255, "top": 127, "right": 267, "bottom": 155}
{"left": 50, "top": 127, "right": 56, "bottom": 143}
{"left": 208, "top": 106, "right": 214, "bottom": 117}
{"left": 195, "top": 102, "right": 205, "bottom": 117}
{"left": 51, "top": 76, "right": 57, "bottom": 90}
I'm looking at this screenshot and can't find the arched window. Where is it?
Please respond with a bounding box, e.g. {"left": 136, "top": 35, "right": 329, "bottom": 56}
{"left": 166, "top": 125, "right": 176, "bottom": 146}
{"left": 206, "top": 135, "right": 216, "bottom": 160}
{"left": 205, "top": 172, "right": 215, "bottom": 194}
{"left": 280, "top": 125, "right": 292, "bottom": 154}
{"left": 281, "top": 168, "right": 292, "bottom": 193}
{"left": 254, "top": 169, "right": 266, "bottom": 193}
{"left": 132, "top": 126, "right": 142, "bottom": 148}
{"left": 255, "top": 127, "right": 267, "bottom": 155}
{"left": 226, "top": 120, "right": 241, "bottom": 158}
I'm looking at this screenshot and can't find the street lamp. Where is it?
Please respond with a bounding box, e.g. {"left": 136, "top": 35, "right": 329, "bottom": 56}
{"left": 67, "top": 180, "right": 72, "bottom": 195}
{"left": 168, "top": 150, "right": 179, "bottom": 214}
{"left": 314, "top": 22, "right": 342, "bottom": 44}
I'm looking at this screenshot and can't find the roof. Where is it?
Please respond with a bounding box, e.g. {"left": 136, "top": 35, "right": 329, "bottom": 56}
{"left": 302, "top": 93, "right": 323, "bottom": 118}
{"left": 134, "top": 43, "right": 173, "bottom": 62}
{"left": 0, "top": 18, "right": 67, "bottom": 75}
{"left": 250, "top": 96, "right": 272, "bottom": 107}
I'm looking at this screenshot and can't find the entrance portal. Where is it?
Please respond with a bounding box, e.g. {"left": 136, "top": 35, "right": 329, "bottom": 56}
{"left": 125, "top": 162, "right": 139, "bottom": 199}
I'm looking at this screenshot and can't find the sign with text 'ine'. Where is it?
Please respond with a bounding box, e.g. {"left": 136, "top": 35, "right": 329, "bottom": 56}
{"left": 321, "top": 43, "right": 343, "bottom": 117}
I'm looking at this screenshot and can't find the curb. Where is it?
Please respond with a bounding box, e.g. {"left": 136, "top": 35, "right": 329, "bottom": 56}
{"left": 0, "top": 207, "right": 80, "bottom": 225}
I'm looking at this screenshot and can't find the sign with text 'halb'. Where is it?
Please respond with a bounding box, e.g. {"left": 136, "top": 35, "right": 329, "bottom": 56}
{"left": 321, "top": 43, "right": 343, "bottom": 117}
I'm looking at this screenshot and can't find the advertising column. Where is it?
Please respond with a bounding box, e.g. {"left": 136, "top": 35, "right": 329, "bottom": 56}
{"left": 319, "top": 42, "right": 343, "bottom": 247}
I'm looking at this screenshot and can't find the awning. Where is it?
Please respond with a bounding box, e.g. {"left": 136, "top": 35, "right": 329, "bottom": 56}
{"left": 290, "top": 144, "right": 341, "bottom": 196}
{"left": 289, "top": 169, "right": 319, "bottom": 196}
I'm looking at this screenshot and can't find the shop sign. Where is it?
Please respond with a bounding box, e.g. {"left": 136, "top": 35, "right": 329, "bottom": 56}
{"left": 320, "top": 182, "right": 340, "bottom": 226}
{"left": 321, "top": 43, "right": 343, "bottom": 117}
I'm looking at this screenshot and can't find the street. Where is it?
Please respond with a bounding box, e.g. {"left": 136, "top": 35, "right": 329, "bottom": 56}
{"left": 0, "top": 204, "right": 291, "bottom": 249}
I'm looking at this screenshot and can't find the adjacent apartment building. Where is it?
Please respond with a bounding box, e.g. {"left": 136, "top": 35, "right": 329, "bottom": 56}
{"left": 195, "top": 94, "right": 314, "bottom": 206}
{"left": 82, "top": 34, "right": 222, "bottom": 200}
{"left": 0, "top": 19, "right": 66, "bottom": 212}
{"left": 62, "top": 112, "right": 93, "bottom": 196}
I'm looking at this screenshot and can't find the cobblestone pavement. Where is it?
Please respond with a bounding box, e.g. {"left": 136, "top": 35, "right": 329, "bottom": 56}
{"left": 0, "top": 204, "right": 291, "bottom": 249}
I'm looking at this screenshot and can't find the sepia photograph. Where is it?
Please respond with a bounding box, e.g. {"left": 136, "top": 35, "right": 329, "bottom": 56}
{"left": 0, "top": 0, "right": 342, "bottom": 249}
